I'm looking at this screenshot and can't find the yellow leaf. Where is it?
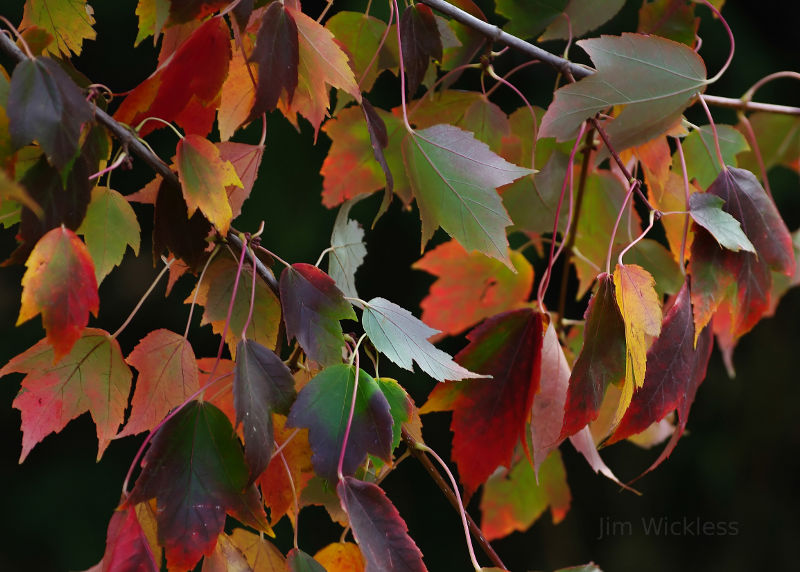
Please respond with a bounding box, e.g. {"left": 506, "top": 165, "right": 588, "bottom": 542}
{"left": 21, "top": 0, "right": 96, "bottom": 57}
{"left": 314, "top": 542, "right": 365, "bottom": 572}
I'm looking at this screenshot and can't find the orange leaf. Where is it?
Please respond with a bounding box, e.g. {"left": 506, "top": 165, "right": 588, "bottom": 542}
{"left": 219, "top": 41, "right": 256, "bottom": 141}
{"left": 0, "top": 328, "right": 131, "bottom": 462}
{"left": 216, "top": 141, "right": 265, "bottom": 218}
{"left": 314, "top": 542, "right": 365, "bottom": 572}
{"left": 119, "top": 329, "right": 199, "bottom": 437}
{"left": 176, "top": 134, "right": 242, "bottom": 233}
{"left": 17, "top": 226, "right": 99, "bottom": 360}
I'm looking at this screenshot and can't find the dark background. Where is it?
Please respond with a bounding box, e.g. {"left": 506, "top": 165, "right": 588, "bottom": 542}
{"left": 0, "top": 1, "right": 798, "bottom": 570}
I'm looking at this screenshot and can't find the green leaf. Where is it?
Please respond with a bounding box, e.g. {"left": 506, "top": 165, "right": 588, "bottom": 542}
{"left": 325, "top": 11, "right": 396, "bottom": 92}
{"left": 403, "top": 124, "right": 532, "bottom": 265}
{"left": 375, "top": 377, "right": 413, "bottom": 452}
{"left": 736, "top": 112, "right": 800, "bottom": 173}
{"left": 677, "top": 124, "right": 749, "bottom": 189}
{"left": 21, "top": 0, "right": 96, "bottom": 56}
{"left": 689, "top": 193, "right": 755, "bottom": 253}
{"left": 362, "top": 297, "right": 487, "bottom": 382}
{"left": 77, "top": 186, "right": 141, "bottom": 284}
{"left": 626, "top": 238, "right": 684, "bottom": 297}
{"left": 495, "top": 0, "right": 568, "bottom": 39}
{"left": 287, "top": 548, "right": 327, "bottom": 572}
{"left": 540, "top": 33, "right": 707, "bottom": 151}
{"left": 286, "top": 364, "right": 393, "bottom": 482}
{"left": 638, "top": 0, "right": 699, "bottom": 47}
{"left": 540, "top": 0, "right": 626, "bottom": 40}
{"left": 328, "top": 196, "right": 368, "bottom": 299}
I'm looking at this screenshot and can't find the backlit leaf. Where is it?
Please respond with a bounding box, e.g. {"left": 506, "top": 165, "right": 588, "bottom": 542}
{"left": 531, "top": 321, "right": 569, "bottom": 472}
{"left": 326, "top": 11, "right": 397, "bottom": 92}
{"left": 362, "top": 297, "right": 486, "bottom": 382}
{"left": 280, "top": 263, "right": 357, "bottom": 366}
{"left": 0, "top": 328, "right": 131, "bottom": 462}
{"left": 626, "top": 239, "right": 684, "bottom": 297}
{"left": 128, "top": 401, "right": 268, "bottom": 571}
{"left": 234, "top": 339, "right": 296, "bottom": 482}
{"left": 400, "top": 4, "right": 442, "bottom": 96}
{"left": 288, "top": 549, "right": 327, "bottom": 572}
{"left": 216, "top": 141, "right": 264, "bottom": 218}
{"left": 689, "top": 193, "right": 754, "bottom": 253}
{"left": 403, "top": 124, "right": 532, "bottom": 264}
{"left": 540, "top": 34, "right": 707, "bottom": 151}
{"left": 638, "top": 0, "right": 699, "bottom": 46}
{"left": 678, "top": 124, "right": 749, "bottom": 189}
{"left": 17, "top": 226, "right": 98, "bottom": 359}
{"left": 613, "top": 263, "right": 663, "bottom": 423}
{"left": 218, "top": 42, "right": 256, "bottom": 141}
{"left": 228, "top": 527, "right": 285, "bottom": 571}
{"left": 249, "top": 2, "right": 299, "bottom": 117}
{"left": 480, "top": 449, "right": 571, "bottom": 541}
{"left": 328, "top": 196, "right": 368, "bottom": 298}
{"left": 203, "top": 532, "right": 251, "bottom": 572}
{"left": 560, "top": 274, "right": 626, "bottom": 439}
{"left": 315, "top": 542, "right": 365, "bottom": 572}
{"left": 90, "top": 505, "right": 159, "bottom": 572}
{"left": 8, "top": 57, "right": 92, "bottom": 169}
{"left": 77, "top": 186, "right": 141, "bottom": 284}
{"left": 374, "top": 377, "right": 413, "bottom": 454}
{"left": 413, "top": 240, "right": 534, "bottom": 337}
{"left": 540, "top": 0, "right": 626, "bottom": 40}
{"left": 21, "top": 0, "right": 96, "bottom": 56}
{"left": 287, "top": 364, "right": 393, "bottom": 482}
{"left": 167, "top": 0, "right": 228, "bottom": 24}
{"left": 337, "top": 476, "right": 427, "bottom": 572}
{"left": 119, "top": 329, "right": 198, "bottom": 438}
{"left": 422, "top": 308, "right": 545, "bottom": 494}
{"left": 176, "top": 134, "right": 242, "bottom": 233}
{"left": 134, "top": 0, "right": 169, "bottom": 46}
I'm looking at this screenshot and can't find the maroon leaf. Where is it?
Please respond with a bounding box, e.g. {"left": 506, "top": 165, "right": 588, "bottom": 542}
{"left": 361, "top": 98, "right": 394, "bottom": 220}
{"left": 231, "top": 0, "right": 254, "bottom": 30}
{"left": 234, "top": 339, "right": 297, "bottom": 482}
{"left": 168, "top": 0, "right": 229, "bottom": 24}
{"left": 607, "top": 280, "right": 714, "bottom": 476}
{"left": 249, "top": 1, "right": 299, "bottom": 118}
{"left": 279, "top": 263, "right": 357, "bottom": 366}
{"left": 337, "top": 476, "right": 427, "bottom": 572}
{"left": 152, "top": 178, "right": 213, "bottom": 271}
{"left": 560, "top": 274, "right": 626, "bottom": 439}
{"left": 400, "top": 4, "right": 442, "bottom": 96}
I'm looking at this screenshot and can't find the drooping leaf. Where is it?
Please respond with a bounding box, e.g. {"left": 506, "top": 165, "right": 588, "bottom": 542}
{"left": 288, "top": 549, "right": 327, "bottom": 572}
{"left": 413, "top": 240, "right": 534, "bottom": 337}
{"left": 202, "top": 531, "right": 251, "bottom": 572}
{"left": 422, "top": 308, "right": 545, "bottom": 494}
{"left": 188, "top": 256, "right": 281, "bottom": 357}
{"left": 315, "top": 542, "right": 365, "bottom": 572}
{"left": 494, "top": 0, "right": 568, "bottom": 39}
{"left": 328, "top": 196, "right": 368, "bottom": 298}
{"left": 677, "top": 124, "right": 749, "bottom": 189}
{"left": 176, "top": 134, "right": 242, "bottom": 233}
{"left": 234, "top": 339, "right": 296, "bottom": 482}
{"left": 613, "top": 263, "right": 663, "bottom": 423}
{"left": 569, "top": 425, "right": 629, "bottom": 489}
{"left": 287, "top": 364, "right": 393, "bottom": 482}
{"left": 227, "top": 527, "right": 285, "bottom": 570}
{"left": 280, "top": 263, "right": 357, "bottom": 366}
{"left": 480, "top": 449, "right": 571, "bottom": 541}
{"left": 361, "top": 100, "right": 395, "bottom": 220}
{"left": 114, "top": 16, "right": 231, "bottom": 137}
{"left": 362, "top": 297, "right": 486, "bottom": 382}
{"left": 374, "top": 377, "right": 413, "bottom": 454}
{"left": 216, "top": 141, "right": 264, "bottom": 218}
{"left": 77, "top": 186, "right": 141, "bottom": 284}
{"left": 8, "top": 57, "right": 92, "bottom": 169}
{"left": 689, "top": 193, "right": 754, "bottom": 253}
{"left": 127, "top": 401, "right": 268, "bottom": 571}
{"left": 400, "top": 4, "right": 442, "bottom": 96}
{"left": 646, "top": 167, "right": 698, "bottom": 263}
{"left": 540, "top": 0, "right": 627, "bottom": 40}
{"left": 0, "top": 328, "right": 131, "bottom": 462}
{"left": 531, "top": 321, "right": 569, "bottom": 472}
{"left": 89, "top": 505, "right": 159, "bottom": 572}
{"left": 638, "top": 0, "right": 699, "bottom": 47}
{"left": 218, "top": 41, "right": 256, "bottom": 141}
{"left": 560, "top": 274, "right": 626, "bottom": 440}
{"left": 626, "top": 238, "right": 684, "bottom": 297}
{"left": 249, "top": 2, "right": 299, "bottom": 117}
{"left": 17, "top": 226, "right": 98, "bottom": 359}
{"left": 21, "top": 0, "right": 96, "bottom": 56}
{"left": 403, "top": 124, "right": 531, "bottom": 264}
{"left": 134, "top": 0, "right": 170, "bottom": 46}
{"left": 607, "top": 281, "right": 714, "bottom": 476}
{"left": 337, "top": 476, "right": 427, "bottom": 572}
{"left": 153, "top": 178, "right": 213, "bottom": 271}
{"left": 540, "top": 34, "right": 707, "bottom": 151}
{"left": 119, "top": 329, "right": 198, "bottom": 438}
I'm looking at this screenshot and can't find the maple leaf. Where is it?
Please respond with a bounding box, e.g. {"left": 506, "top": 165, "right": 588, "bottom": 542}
{"left": 128, "top": 400, "right": 269, "bottom": 571}
{"left": 0, "top": 328, "right": 131, "bottom": 462}
{"left": 613, "top": 263, "right": 663, "bottom": 424}
{"left": 114, "top": 16, "right": 231, "bottom": 137}
{"left": 315, "top": 542, "right": 365, "bottom": 572}
{"left": 216, "top": 141, "right": 264, "bottom": 218}
{"left": 234, "top": 339, "right": 296, "bottom": 482}
{"left": 678, "top": 125, "right": 749, "bottom": 189}
{"left": 422, "top": 308, "right": 545, "bottom": 494}
{"left": 118, "top": 329, "right": 199, "bottom": 438}
{"left": 494, "top": 0, "right": 568, "bottom": 39}
{"left": 328, "top": 196, "right": 368, "bottom": 299}
{"left": 607, "top": 280, "right": 714, "bottom": 476}
{"left": 218, "top": 41, "right": 256, "bottom": 141}
{"left": 638, "top": 0, "right": 700, "bottom": 47}
{"left": 176, "top": 134, "right": 242, "bottom": 233}
{"left": 287, "top": 364, "right": 393, "bottom": 482}
{"left": 540, "top": 33, "right": 707, "bottom": 151}
{"left": 249, "top": 1, "right": 299, "bottom": 117}
{"left": 7, "top": 57, "right": 92, "bottom": 170}
{"left": 288, "top": 549, "right": 327, "bottom": 572}
{"left": 325, "top": 11, "right": 397, "bottom": 92}
{"left": 337, "top": 477, "right": 427, "bottom": 572}
{"left": 689, "top": 193, "right": 754, "bottom": 253}
{"left": 21, "top": 0, "right": 96, "bottom": 57}
{"left": 480, "top": 449, "right": 571, "bottom": 541}
{"left": 280, "top": 263, "right": 357, "bottom": 366}
{"left": 134, "top": 0, "right": 169, "bottom": 46}
{"left": 88, "top": 505, "right": 158, "bottom": 572}
{"left": 167, "top": 0, "right": 228, "bottom": 24}
{"left": 403, "top": 124, "right": 531, "bottom": 264}
{"left": 17, "top": 226, "right": 99, "bottom": 359}
{"left": 225, "top": 528, "right": 286, "bottom": 570}
{"left": 413, "top": 240, "right": 534, "bottom": 337}
{"left": 361, "top": 100, "right": 395, "bottom": 220}
{"left": 400, "top": 4, "right": 443, "bottom": 96}
{"left": 77, "top": 186, "right": 141, "bottom": 284}
{"left": 560, "top": 274, "right": 626, "bottom": 440}
{"left": 361, "top": 297, "right": 486, "bottom": 382}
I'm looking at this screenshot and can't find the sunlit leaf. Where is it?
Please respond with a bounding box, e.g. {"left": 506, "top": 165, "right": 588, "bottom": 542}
{"left": 21, "top": 0, "right": 96, "bottom": 56}
{"left": 314, "top": 542, "right": 365, "bottom": 572}
{"left": 218, "top": 41, "right": 256, "bottom": 141}
{"left": 134, "top": 0, "right": 169, "bottom": 46}
{"left": 228, "top": 527, "right": 285, "bottom": 571}
{"left": 216, "top": 141, "right": 264, "bottom": 218}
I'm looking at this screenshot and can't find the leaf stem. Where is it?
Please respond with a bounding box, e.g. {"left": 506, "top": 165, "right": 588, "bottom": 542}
{"left": 673, "top": 135, "right": 691, "bottom": 274}
{"left": 393, "top": 0, "right": 414, "bottom": 133}
{"left": 277, "top": 445, "right": 300, "bottom": 549}
{"left": 134, "top": 117, "right": 185, "bottom": 140}
{"left": 736, "top": 113, "right": 772, "bottom": 197}
{"left": 184, "top": 246, "right": 220, "bottom": 339}
{"left": 696, "top": 95, "right": 726, "bottom": 172}
{"left": 485, "top": 65, "right": 538, "bottom": 170}
{"left": 240, "top": 245, "right": 259, "bottom": 340}
{"left": 111, "top": 257, "right": 173, "bottom": 339}
{"left": 338, "top": 341, "right": 365, "bottom": 481}
{"left": 617, "top": 209, "right": 657, "bottom": 268}
{"left": 357, "top": 0, "right": 395, "bottom": 91}
{"left": 699, "top": 0, "right": 734, "bottom": 84}
{"left": 605, "top": 180, "right": 637, "bottom": 275}
{"left": 0, "top": 17, "right": 34, "bottom": 59}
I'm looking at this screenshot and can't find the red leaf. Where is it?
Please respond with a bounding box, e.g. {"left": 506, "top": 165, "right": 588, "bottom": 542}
{"left": 216, "top": 142, "right": 265, "bottom": 218}
{"left": 114, "top": 16, "right": 231, "bottom": 137}
{"left": 560, "top": 274, "right": 626, "bottom": 439}
{"left": 399, "top": 4, "right": 442, "bottom": 96}
{"left": 17, "top": 226, "right": 99, "bottom": 360}
{"left": 422, "top": 308, "right": 545, "bottom": 494}
{"left": 607, "top": 280, "right": 715, "bottom": 476}
{"left": 337, "top": 477, "right": 427, "bottom": 572}
{"left": 249, "top": 1, "right": 299, "bottom": 117}
{"left": 90, "top": 505, "right": 159, "bottom": 572}
{"left": 0, "top": 329, "right": 131, "bottom": 462}
{"left": 168, "top": 0, "right": 229, "bottom": 24}
{"left": 118, "top": 329, "right": 199, "bottom": 438}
